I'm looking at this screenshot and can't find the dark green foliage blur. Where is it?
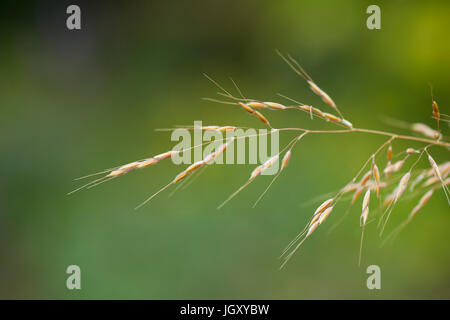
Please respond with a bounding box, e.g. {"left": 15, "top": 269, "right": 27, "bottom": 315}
{"left": 0, "top": 0, "right": 449, "bottom": 299}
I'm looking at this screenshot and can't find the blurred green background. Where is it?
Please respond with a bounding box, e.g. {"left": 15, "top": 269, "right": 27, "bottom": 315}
{"left": 1, "top": 0, "right": 449, "bottom": 299}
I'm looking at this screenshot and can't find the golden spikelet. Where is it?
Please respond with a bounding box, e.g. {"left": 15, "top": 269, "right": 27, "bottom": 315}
{"left": 373, "top": 164, "right": 381, "bottom": 196}
{"left": 254, "top": 110, "right": 271, "bottom": 127}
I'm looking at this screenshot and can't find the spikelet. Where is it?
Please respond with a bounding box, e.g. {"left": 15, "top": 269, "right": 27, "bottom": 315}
{"left": 411, "top": 123, "right": 442, "bottom": 140}
{"left": 423, "top": 175, "right": 439, "bottom": 187}
{"left": 323, "top": 112, "right": 341, "bottom": 123}
{"left": 238, "top": 102, "right": 271, "bottom": 126}
{"left": 204, "top": 138, "right": 235, "bottom": 163}
{"left": 307, "top": 80, "right": 339, "bottom": 113}
{"left": 373, "top": 164, "right": 381, "bottom": 197}
{"left": 383, "top": 193, "right": 394, "bottom": 207}
{"left": 173, "top": 160, "right": 205, "bottom": 183}
{"left": 246, "top": 101, "right": 266, "bottom": 109}
{"left": 359, "top": 171, "right": 372, "bottom": 186}
{"left": 406, "top": 148, "right": 419, "bottom": 155}
{"left": 428, "top": 154, "right": 442, "bottom": 180}
{"left": 385, "top": 145, "right": 393, "bottom": 180}
{"left": 238, "top": 102, "right": 255, "bottom": 114}
{"left": 341, "top": 183, "right": 358, "bottom": 194}
{"left": 384, "top": 160, "right": 405, "bottom": 174}
{"left": 309, "top": 198, "right": 334, "bottom": 227}
{"left": 427, "top": 153, "right": 450, "bottom": 203}
{"left": 425, "top": 161, "right": 450, "bottom": 177}
{"left": 263, "top": 102, "right": 287, "bottom": 110}
{"left": 432, "top": 100, "right": 440, "bottom": 130}
{"left": 299, "top": 105, "right": 325, "bottom": 117}
{"left": 246, "top": 101, "right": 287, "bottom": 110}
{"left": 249, "top": 154, "right": 280, "bottom": 180}
{"left": 254, "top": 110, "right": 271, "bottom": 127}
{"left": 314, "top": 198, "right": 334, "bottom": 216}
{"left": 362, "top": 189, "right": 371, "bottom": 211}
{"left": 341, "top": 119, "right": 353, "bottom": 129}
{"left": 394, "top": 172, "right": 411, "bottom": 202}
{"left": 281, "top": 150, "right": 291, "bottom": 169}
{"left": 352, "top": 187, "right": 364, "bottom": 204}
{"left": 409, "top": 190, "right": 434, "bottom": 219}
{"left": 387, "top": 145, "right": 393, "bottom": 162}
{"left": 318, "top": 206, "right": 334, "bottom": 225}
{"left": 410, "top": 173, "right": 425, "bottom": 191}
{"left": 359, "top": 189, "right": 371, "bottom": 225}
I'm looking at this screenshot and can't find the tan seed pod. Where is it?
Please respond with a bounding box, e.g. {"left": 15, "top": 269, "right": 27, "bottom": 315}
{"left": 249, "top": 154, "right": 279, "bottom": 180}
{"left": 411, "top": 123, "right": 442, "bottom": 140}
{"left": 383, "top": 193, "right": 394, "bottom": 207}
{"left": 406, "top": 148, "right": 419, "bottom": 155}
{"left": 362, "top": 189, "right": 371, "bottom": 210}
{"left": 395, "top": 172, "right": 411, "bottom": 202}
{"left": 204, "top": 138, "right": 234, "bottom": 163}
{"left": 373, "top": 164, "right": 381, "bottom": 196}
{"left": 352, "top": 187, "right": 364, "bottom": 204}
{"left": 155, "top": 150, "right": 179, "bottom": 161}
{"left": 341, "top": 119, "right": 353, "bottom": 129}
{"left": 314, "top": 198, "right": 334, "bottom": 216}
{"left": 306, "top": 220, "right": 320, "bottom": 237}
{"left": 299, "top": 105, "right": 325, "bottom": 118}
{"left": 201, "top": 126, "right": 220, "bottom": 131}
{"left": 384, "top": 160, "right": 405, "bottom": 174}
{"left": 217, "top": 126, "right": 237, "bottom": 132}
{"left": 261, "top": 154, "right": 280, "bottom": 172}
{"left": 119, "top": 161, "right": 141, "bottom": 172}
{"left": 360, "top": 171, "right": 372, "bottom": 186}
{"left": 254, "top": 110, "right": 271, "bottom": 126}
{"left": 250, "top": 165, "right": 263, "bottom": 180}
{"left": 323, "top": 112, "right": 341, "bottom": 123}
{"left": 264, "top": 102, "right": 287, "bottom": 110}
{"left": 318, "top": 206, "right": 334, "bottom": 224}
{"left": 428, "top": 154, "right": 442, "bottom": 180}
{"left": 387, "top": 145, "right": 393, "bottom": 162}
{"left": 310, "top": 212, "right": 321, "bottom": 226}
{"left": 174, "top": 160, "right": 205, "bottom": 183}
{"left": 307, "top": 80, "right": 337, "bottom": 110}
{"left": 238, "top": 102, "right": 255, "bottom": 114}
{"left": 410, "top": 173, "right": 425, "bottom": 191}
{"left": 423, "top": 176, "right": 439, "bottom": 187}
{"left": 432, "top": 100, "right": 440, "bottom": 129}
{"left": 246, "top": 101, "right": 266, "bottom": 109}
{"left": 281, "top": 150, "right": 292, "bottom": 170}
{"left": 360, "top": 206, "right": 369, "bottom": 226}
{"left": 341, "top": 183, "right": 358, "bottom": 194}
{"left": 409, "top": 190, "right": 434, "bottom": 218}
{"left": 137, "top": 158, "right": 159, "bottom": 169}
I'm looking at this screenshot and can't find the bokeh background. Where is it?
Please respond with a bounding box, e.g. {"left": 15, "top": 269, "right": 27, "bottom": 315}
{"left": 1, "top": 0, "right": 449, "bottom": 299}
